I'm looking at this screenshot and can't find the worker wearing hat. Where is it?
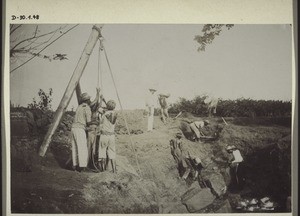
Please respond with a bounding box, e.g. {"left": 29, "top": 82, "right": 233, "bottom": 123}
{"left": 97, "top": 99, "right": 118, "bottom": 173}
{"left": 71, "top": 92, "right": 92, "bottom": 172}
{"left": 189, "top": 120, "right": 210, "bottom": 142}
{"left": 169, "top": 132, "right": 192, "bottom": 180}
{"left": 226, "top": 145, "right": 244, "bottom": 187}
{"left": 170, "top": 132, "right": 184, "bottom": 164}
{"left": 145, "top": 88, "right": 158, "bottom": 131}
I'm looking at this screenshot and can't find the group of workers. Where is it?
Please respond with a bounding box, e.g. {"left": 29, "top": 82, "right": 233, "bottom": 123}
{"left": 71, "top": 87, "right": 244, "bottom": 189}
{"left": 71, "top": 88, "right": 117, "bottom": 173}
{"left": 170, "top": 131, "right": 244, "bottom": 189}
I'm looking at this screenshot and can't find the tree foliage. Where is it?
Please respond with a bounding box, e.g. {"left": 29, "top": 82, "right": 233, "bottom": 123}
{"left": 195, "top": 24, "right": 234, "bottom": 51}
{"left": 169, "top": 96, "right": 291, "bottom": 117}
{"left": 27, "top": 88, "right": 53, "bottom": 111}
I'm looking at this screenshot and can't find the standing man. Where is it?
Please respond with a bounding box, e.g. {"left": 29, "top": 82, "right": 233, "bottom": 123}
{"left": 189, "top": 120, "right": 210, "bottom": 142}
{"left": 204, "top": 96, "right": 218, "bottom": 117}
{"left": 158, "top": 93, "right": 170, "bottom": 124}
{"left": 71, "top": 92, "right": 92, "bottom": 172}
{"left": 145, "top": 88, "right": 157, "bottom": 131}
{"left": 226, "top": 145, "right": 244, "bottom": 188}
{"left": 98, "top": 100, "right": 118, "bottom": 173}
{"left": 87, "top": 88, "right": 101, "bottom": 168}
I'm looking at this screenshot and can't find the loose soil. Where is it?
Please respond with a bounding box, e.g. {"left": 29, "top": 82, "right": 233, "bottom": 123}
{"left": 10, "top": 109, "right": 292, "bottom": 213}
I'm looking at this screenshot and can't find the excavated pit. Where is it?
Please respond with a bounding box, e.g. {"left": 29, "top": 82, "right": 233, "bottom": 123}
{"left": 10, "top": 109, "right": 292, "bottom": 213}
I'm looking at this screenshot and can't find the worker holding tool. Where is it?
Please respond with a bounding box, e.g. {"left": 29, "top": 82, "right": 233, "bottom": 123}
{"left": 189, "top": 120, "right": 210, "bottom": 142}
{"left": 170, "top": 132, "right": 205, "bottom": 181}
{"left": 226, "top": 145, "right": 244, "bottom": 188}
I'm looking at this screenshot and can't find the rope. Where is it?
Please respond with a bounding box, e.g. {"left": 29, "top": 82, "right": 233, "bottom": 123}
{"left": 103, "top": 46, "right": 142, "bottom": 178}
{"left": 90, "top": 39, "right": 104, "bottom": 172}
{"left": 97, "top": 40, "right": 101, "bottom": 89}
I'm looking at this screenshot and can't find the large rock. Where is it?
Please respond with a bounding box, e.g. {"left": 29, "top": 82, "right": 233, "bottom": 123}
{"left": 181, "top": 187, "right": 215, "bottom": 213}
{"left": 202, "top": 170, "right": 227, "bottom": 197}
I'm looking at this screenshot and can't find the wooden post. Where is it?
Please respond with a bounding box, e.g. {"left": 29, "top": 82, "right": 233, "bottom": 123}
{"left": 222, "top": 117, "right": 228, "bottom": 125}
{"left": 39, "top": 25, "right": 102, "bottom": 157}
{"left": 75, "top": 83, "right": 82, "bottom": 104}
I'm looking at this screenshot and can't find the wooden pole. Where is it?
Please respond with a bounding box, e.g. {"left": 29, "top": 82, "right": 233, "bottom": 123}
{"left": 222, "top": 117, "right": 228, "bottom": 125}
{"left": 39, "top": 25, "right": 102, "bottom": 157}
{"left": 75, "top": 83, "right": 82, "bottom": 104}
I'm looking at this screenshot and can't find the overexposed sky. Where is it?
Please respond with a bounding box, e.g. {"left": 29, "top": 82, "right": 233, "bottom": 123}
{"left": 10, "top": 24, "right": 292, "bottom": 110}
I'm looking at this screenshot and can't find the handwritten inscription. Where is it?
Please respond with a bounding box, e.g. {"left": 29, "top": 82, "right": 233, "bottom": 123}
{"left": 11, "top": 15, "right": 40, "bottom": 20}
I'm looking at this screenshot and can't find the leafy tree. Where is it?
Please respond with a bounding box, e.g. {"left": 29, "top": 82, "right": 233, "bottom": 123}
{"left": 195, "top": 24, "right": 234, "bottom": 51}
{"left": 28, "top": 88, "right": 53, "bottom": 111}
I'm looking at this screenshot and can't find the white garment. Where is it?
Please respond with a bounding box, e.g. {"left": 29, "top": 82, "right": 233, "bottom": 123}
{"left": 232, "top": 149, "right": 243, "bottom": 163}
{"left": 146, "top": 92, "right": 157, "bottom": 108}
{"left": 147, "top": 106, "right": 154, "bottom": 131}
{"left": 146, "top": 92, "right": 157, "bottom": 131}
{"left": 194, "top": 121, "right": 205, "bottom": 129}
{"left": 71, "top": 127, "right": 88, "bottom": 167}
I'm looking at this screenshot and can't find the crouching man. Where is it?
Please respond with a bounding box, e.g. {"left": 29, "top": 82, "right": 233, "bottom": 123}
{"left": 71, "top": 93, "right": 92, "bottom": 172}
{"left": 98, "top": 100, "right": 118, "bottom": 173}
{"left": 170, "top": 132, "right": 204, "bottom": 181}
{"left": 189, "top": 120, "right": 210, "bottom": 142}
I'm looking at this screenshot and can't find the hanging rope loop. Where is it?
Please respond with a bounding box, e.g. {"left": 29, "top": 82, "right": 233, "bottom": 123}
{"left": 91, "top": 34, "right": 142, "bottom": 178}
{"left": 101, "top": 43, "right": 142, "bottom": 178}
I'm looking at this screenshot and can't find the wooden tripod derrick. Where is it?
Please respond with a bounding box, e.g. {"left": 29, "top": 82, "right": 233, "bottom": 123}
{"left": 39, "top": 24, "right": 103, "bottom": 157}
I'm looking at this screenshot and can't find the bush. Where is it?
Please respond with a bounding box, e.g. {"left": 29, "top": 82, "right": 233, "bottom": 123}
{"left": 27, "top": 88, "right": 53, "bottom": 111}
{"left": 169, "top": 96, "right": 291, "bottom": 117}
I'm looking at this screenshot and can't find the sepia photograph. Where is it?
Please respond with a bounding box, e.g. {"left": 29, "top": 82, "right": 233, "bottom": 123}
{"left": 8, "top": 23, "right": 293, "bottom": 214}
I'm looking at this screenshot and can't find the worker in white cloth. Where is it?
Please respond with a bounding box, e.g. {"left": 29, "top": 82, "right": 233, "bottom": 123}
{"left": 71, "top": 93, "right": 92, "bottom": 172}
{"left": 98, "top": 100, "right": 118, "bottom": 173}
{"left": 145, "top": 88, "right": 157, "bottom": 131}
{"left": 226, "top": 145, "right": 244, "bottom": 187}
{"left": 158, "top": 93, "right": 170, "bottom": 124}
{"left": 189, "top": 120, "right": 210, "bottom": 142}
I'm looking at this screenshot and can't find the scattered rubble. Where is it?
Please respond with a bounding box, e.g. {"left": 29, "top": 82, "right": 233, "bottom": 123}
{"left": 10, "top": 108, "right": 292, "bottom": 213}
{"left": 235, "top": 197, "right": 277, "bottom": 212}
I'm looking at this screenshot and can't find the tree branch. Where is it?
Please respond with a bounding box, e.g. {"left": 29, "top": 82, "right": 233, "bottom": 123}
{"left": 10, "top": 24, "right": 23, "bottom": 35}
{"left": 195, "top": 24, "right": 234, "bottom": 52}
{"left": 10, "top": 24, "right": 79, "bottom": 73}
{"left": 10, "top": 26, "right": 64, "bottom": 51}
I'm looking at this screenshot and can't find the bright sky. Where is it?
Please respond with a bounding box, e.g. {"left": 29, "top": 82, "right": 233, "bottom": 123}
{"left": 10, "top": 24, "right": 292, "bottom": 110}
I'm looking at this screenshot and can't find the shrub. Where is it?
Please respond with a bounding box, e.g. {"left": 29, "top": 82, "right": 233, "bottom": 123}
{"left": 169, "top": 96, "right": 291, "bottom": 117}
{"left": 27, "top": 88, "right": 53, "bottom": 111}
